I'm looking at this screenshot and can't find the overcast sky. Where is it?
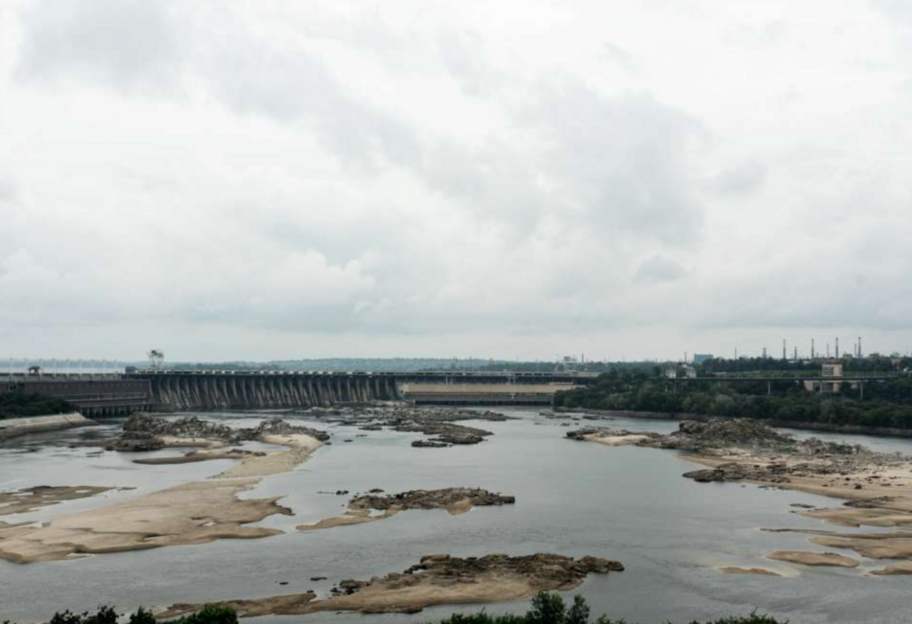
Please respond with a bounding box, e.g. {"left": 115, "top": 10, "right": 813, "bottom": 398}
{"left": 1, "top": 0, "right": 911, "bottom": 362}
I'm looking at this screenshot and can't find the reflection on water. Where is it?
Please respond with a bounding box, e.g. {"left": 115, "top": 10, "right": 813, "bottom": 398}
{"left": 1, "top": 409, "right": 911, "bottom": 623}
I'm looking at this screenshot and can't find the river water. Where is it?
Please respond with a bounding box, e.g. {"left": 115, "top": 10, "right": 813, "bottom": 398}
{"left": 1, "top": 409, "right": 910, "bottom": 623}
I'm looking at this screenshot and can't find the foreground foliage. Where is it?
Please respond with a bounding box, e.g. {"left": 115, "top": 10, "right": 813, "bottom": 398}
{"left": 2, "top": 594, "right": 785, "bottom": 624}
{"left": 2, "top": 604, "right": 237, "bottom": 624}
{"left": 430, "top": 594, "right": 784, "bottom": 624}
{"left": 0, "top": 390, "right": 75, "bottom": 420}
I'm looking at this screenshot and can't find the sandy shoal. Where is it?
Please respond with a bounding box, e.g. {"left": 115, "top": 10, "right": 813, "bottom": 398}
{"left": 0, "top": 434, "right": 323, "bottom": 563}
{"left": 157, "top": 572, "right": 579, "bottom": 619}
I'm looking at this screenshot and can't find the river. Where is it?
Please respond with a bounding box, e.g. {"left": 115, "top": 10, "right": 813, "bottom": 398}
{"left": 1, "top": 409, "right": 909, "bottom": 623}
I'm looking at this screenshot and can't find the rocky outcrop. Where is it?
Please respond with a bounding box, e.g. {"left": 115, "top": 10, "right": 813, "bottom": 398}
{"left": 350, "top": 488, "right": 515, "bottom": 512}
{"left": 569, "top": 419, "right": 868, "bottom": 458}
{"left": 297, "top": 487, "right": 515, "bottom": 531}
{"left": 106, "top": 430, "right": 165, "bottom": 452}
{"left": 107, "top": 413, "right": 329, "bottom": 451}
{"left": 157, "top": 553, "right": 624, "bottom": 619}
{"left": 295, "top": 405, "right": 509, "bottom": 447}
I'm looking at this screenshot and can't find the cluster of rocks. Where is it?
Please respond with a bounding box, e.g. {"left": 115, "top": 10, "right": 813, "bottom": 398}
{"left": 106, "top": 413, "right": 329, "bottom": 452}
{"left": 292, "top": 405, "right": 508, "bottom": 448}
{"left": 569, "top": 418, "right": 873, "bottom": 457}
{"left": 401, "top": 421, "right": 492, "bottom": 447}
{"left": 332, "top": 553, "right": 624, "bottom": 598}
{"left": 349, "top": 487, "right": 515, "bottom": 512}
{"left": 569, "top": 418, "right": 904, "bottom": 486}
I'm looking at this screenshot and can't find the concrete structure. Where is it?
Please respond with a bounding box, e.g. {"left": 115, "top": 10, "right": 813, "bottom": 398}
{"left": 1, "top": 375, "right": 153, "bottom": 416}
{"left": 129, "top": 370, "right": 597, "bottom": 410}
{"left": 804, "top": 362, "right": 857, "bottom": 394}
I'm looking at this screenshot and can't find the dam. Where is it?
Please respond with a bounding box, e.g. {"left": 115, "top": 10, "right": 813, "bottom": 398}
{"left": 128, "top": 370, "right": 595, "bottom": 411}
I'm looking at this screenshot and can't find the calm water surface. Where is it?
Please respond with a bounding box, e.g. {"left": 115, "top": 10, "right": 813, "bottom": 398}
{"left": 1, "top": 410, "right": 911, "bottom": 623}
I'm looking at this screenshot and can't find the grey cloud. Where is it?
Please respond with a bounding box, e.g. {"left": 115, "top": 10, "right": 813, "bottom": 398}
{"left": 0, "top": 172, "right": 17, "bottom": 203}
{"left": 15, "top": 0, "right": 184, "bottom": 91}
{"left": 601, "top": 42, "right": 640, "bottom": 74}
{"left": 526, "top": 79, "right": 706, "bottom": 244}
{"left": 206, "top": 41, "right": 421, "bottom": 173}
{"left": 437, "top": 30, "right": 506, "bottom": 96}
{"left": 712, "top": 160, "right": 766, "bottom": 195}
{"left": 635, "top": 255, "right": 688, "bottom": 283}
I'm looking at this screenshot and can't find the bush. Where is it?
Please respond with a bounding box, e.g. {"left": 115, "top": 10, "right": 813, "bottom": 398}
{"left": 3, "top": 595, "right": 785, "bottom": 624}
{"left": 426, "top": 593, "right": 786, "bottom": 624}
{"left": 0, "top": 391, "right": 75, "bottom": 419}
{"left": 4, "top": 604, "right": 237, "bottom": 624}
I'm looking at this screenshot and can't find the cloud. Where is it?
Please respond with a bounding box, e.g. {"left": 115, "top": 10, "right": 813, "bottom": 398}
{"left": 14, "top": 0, "right": 184, "bottom": 92}
{"left": 635, "top": 255, "right": 689, "bottom": 283}
{"left": 524, "top": 80, "right": 706, "bottom": 244}
{"left": 711, "top": 160, "right": 767, "bottom": 195}
{"left": 601, "top": 42, "right": 640, "bottom": 74}
{"left": 3, "top": 0, "right": 912, "bottom": 359}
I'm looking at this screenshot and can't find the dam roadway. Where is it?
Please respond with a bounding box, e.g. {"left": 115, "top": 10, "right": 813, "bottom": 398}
{"left": 128, "top": 370, "right": 596, "bottom": 411}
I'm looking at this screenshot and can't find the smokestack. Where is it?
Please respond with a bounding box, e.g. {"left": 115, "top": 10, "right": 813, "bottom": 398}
{"left": 793, "top": 346, "right": 798, "bottom": 361}
{"left": 782, "top": 339, "right": 787, "bottom": 360}
{"left": 858, "top": 336, "right": 863, "bottom": 358}
{"left": 762, "top": 347, "right": 767, "bottom": 359}
{"left": 835, "top": 337, "right": 840, "bottom": 359}
{"left": 811, "top": 339, "right": 815, "bottom": 360}
{"left": 826, "top": 343, "right": 830, "bottom": 358}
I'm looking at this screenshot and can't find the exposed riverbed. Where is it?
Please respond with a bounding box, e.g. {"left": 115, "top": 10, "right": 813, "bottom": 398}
{"left": 2, "top": 409, "right": 912, "bottom": 623}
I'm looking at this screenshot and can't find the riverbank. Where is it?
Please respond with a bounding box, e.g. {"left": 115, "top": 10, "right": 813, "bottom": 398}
{"left": 555, "top": 407, "right": 912, "bottom": 439}
{"left": 0, "top": 413, "right": 95, "bottom": 442}
{"left": 569, "top": 419, "right": 912, "bottom": 575}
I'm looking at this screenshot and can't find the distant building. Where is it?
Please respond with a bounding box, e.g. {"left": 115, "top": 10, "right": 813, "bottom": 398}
{"left": 693, "top": 354, "right": 713, "bottom": 365}
{"left": 805, "top": 361, "right": 855, "bottom": 394}
{"left": 665, "top": 365, "right": 697, "bottom": 379}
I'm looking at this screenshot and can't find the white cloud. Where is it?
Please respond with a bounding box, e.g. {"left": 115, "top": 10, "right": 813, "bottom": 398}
{"left": 1, "top": 0, "right": 911, "bottom": 360}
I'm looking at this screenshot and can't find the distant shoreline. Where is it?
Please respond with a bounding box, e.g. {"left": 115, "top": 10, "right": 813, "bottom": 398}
{"left": 555, "top": 407, "right": 912, "bottom": 440}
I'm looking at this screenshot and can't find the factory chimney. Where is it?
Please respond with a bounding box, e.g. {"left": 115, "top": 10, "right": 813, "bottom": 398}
{"left": 811, "top": 339, "right": 815, "bottom": 360}
{"left": 782, "top": 339, "right": 787, "bottom": 360}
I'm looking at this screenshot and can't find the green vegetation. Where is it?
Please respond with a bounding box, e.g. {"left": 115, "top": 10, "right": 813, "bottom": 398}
{"left": 2, "top": 595, "right": 784, "bottom": 624}
{"left": 0, "top": 390, "right": 75, "bottom": 420}
{"left": 3, "top": 604, "right": 237, "bottom": 624}
{"left": 429, "top": 593, "right": 783, "bottom": 624}
{"left": 555, "top": 369, "right": 912, "bottom": 430}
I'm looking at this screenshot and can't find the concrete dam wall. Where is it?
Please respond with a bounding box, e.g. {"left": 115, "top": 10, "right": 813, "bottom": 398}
{"left": 144, "top": 372, "right": 400, "bottom": 411}
{"left": 133, "top": 370, "right": 597, "bottom": 411}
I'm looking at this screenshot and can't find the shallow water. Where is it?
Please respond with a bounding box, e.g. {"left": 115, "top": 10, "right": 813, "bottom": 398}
{"left": 1, "top": 410, "right": 911, "bottom": 623}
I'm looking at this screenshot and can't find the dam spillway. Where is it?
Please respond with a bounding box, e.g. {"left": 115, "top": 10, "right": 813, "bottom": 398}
{"left": 130, "top": 370, "right": 595, "bottom": 411}
{"left": 136, "top": 371, "right": 400, "bottom": 411}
